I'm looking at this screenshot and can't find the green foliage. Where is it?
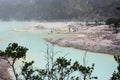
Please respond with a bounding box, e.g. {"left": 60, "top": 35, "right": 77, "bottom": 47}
{"left": 106, "top": 18, "right": 120, "bottom": 30}
{"left": 111, "top": 56, "right": 120, "bottom": 80}
{"left": 55, "top": 57, "right": 71, "bottom": 68}
{"left": 106, "top": 18, "right": 120, "bottom": 27}
{"left": 21, "top": 61, "right": 35, "bottom": 80}
{"left": 35, "top": 69, "right": 47, "bottom": 80}
{"left": 0, "top": 43, "right": 28, "bottom": 80}
{"left": 0, "top": 43, "right": 97, "bottom": 80}
{"left": 20, "top": 61, "right": 47, "bottom": 80}
{"left": 53, "top": 57, "right": 71, "bottom": 80}
{"left": 0, "top": 43, "right": 28, "bottom": 59}
{"left": 44, "top": 56, "right": 97, "bottom": 80}
{"left": 106, "top": 18, "right": 120, "bottom": 33}
{"left": 71, "top": 62, "right": 97, "bottom": 80}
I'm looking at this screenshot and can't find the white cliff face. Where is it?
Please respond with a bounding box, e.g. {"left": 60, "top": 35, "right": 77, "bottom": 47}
{"left": 116, "top": 33, "right": 120, "bottom": 40}
{"left": 0, "top": 60, "right": 12, "bottom": 80}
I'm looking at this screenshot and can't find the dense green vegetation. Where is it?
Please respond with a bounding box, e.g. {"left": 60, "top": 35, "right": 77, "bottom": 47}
{"left": 0, "top": 43, "right": 28, "bottom": 80}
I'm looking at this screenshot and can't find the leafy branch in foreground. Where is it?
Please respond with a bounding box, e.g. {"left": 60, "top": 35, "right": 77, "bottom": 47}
{"left": 0, "top": 43, "right": 97, "bottom": 80}
{"left": 110, "top": 56, "right": 120, "bottom": 80}
{"left": 41, "top": 44, "right": 98, "bottom": 80}
{"left": 0, "top": 43, "right": 28, "bottom": 80}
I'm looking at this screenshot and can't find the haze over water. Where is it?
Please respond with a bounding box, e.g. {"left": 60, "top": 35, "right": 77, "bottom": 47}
{"left": 0, "top": 21, "right": 118, "bottom": 80}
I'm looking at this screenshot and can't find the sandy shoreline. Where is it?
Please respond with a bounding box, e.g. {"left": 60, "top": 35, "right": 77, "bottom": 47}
{"left": 13, "top": 22, "right": 120, "bottom": 55}
{"left": 13, "top": 22, "right": 68, "bottom": 32}
{"left": 45, "top": 37, "right": 120, "bottom": 55}
{"left": 44, "top": 24, "right": 120, "bottom": 55}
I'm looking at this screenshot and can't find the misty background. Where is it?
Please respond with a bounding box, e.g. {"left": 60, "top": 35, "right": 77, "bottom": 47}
{"left": 0, "top": 0, "right": 120, "bottom": 21}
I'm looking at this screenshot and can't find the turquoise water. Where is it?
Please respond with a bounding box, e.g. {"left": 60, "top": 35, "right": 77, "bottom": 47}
{"left": 0, "top": 21, "right": 117, "bottom": 80}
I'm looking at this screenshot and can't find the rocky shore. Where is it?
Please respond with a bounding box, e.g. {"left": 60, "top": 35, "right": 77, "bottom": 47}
{"left": 45, "top": 25, "right": 120, "bottom": 55}
{"left": 13, "top": 22, "right": 120, "bottom": 55}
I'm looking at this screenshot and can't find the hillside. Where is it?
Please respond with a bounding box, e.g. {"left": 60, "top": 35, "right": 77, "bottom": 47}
{"left": 0, "top": 0, "right": 120, "bottom": 21}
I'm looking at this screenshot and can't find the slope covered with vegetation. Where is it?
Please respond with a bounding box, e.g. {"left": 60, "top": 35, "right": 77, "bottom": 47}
{"left": 0, "top": 0, "right": 120, "bottom": 21}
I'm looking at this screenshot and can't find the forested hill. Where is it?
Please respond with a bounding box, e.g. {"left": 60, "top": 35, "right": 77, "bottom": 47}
{"left": 0, "top": 0, "right": 120, "bottom": 21}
